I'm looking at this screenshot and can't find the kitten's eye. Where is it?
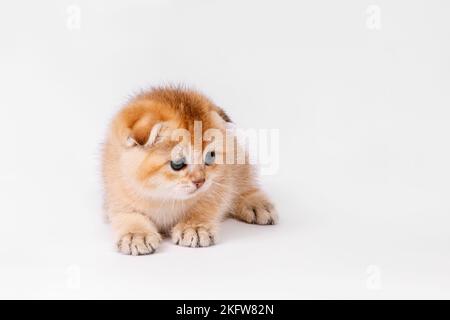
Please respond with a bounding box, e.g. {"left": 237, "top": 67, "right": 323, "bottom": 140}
{"left": 205, "top": 151, "right": 215, "bottom": 166}
{"left": 170, "top": 158, "right": 186, "bottom": 171}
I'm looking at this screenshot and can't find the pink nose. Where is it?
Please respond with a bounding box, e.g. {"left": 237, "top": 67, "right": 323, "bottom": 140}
{"left": 192, "top": 178, "right": 205, "bottom": 189}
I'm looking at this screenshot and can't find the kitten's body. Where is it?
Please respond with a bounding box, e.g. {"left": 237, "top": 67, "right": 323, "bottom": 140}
{"left": 102, "top": 87, "right": 277, "bottom": 255}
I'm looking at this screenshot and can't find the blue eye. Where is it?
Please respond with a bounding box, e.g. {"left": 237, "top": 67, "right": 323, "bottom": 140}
{"left": 170, "top": 158, "right": 186, "bottom": 171}
{"left": 205, "top": 151, "right": 215, "bottom": 166}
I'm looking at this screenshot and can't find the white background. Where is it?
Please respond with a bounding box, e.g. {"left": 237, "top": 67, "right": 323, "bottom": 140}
{"left": 0, "top": 0, "right": 449, "bottom": 299}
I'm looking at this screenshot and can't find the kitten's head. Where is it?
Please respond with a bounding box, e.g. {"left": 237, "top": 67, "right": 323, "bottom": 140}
{"left": 113, "top": 87, "right": 231, "bottom": 200}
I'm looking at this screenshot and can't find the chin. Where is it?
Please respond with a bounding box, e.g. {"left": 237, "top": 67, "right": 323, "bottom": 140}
{"left": 175, "top": 193, "right": 196, "bottom": 200}
{"left": 176, "top": 189, "right": 201, "bottom": 200}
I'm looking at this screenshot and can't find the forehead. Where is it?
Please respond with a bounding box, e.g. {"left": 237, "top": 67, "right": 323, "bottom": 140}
{"left": 168, "top": 137, "right": 218, "bottom": 160}
{"left": 148, "top": 135, "right": 216, "bottom": 155}
{"left": 168, "top": 115, "right": 224, "bottom": 144}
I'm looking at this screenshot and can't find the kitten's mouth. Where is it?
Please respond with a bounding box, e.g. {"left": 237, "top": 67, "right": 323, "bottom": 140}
{"left": 195, "top": 179, "right": 211, "bottom": 192}
{"left": 188, "top": 186, "right": 201, "bottom": 194}
{"left": 184, "top": 180, "right": 209, "bottom": 196}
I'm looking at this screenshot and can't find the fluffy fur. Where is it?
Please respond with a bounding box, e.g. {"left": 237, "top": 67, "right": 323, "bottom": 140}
{"left": 102, "top": 86, "right": 278, "bottom": 255}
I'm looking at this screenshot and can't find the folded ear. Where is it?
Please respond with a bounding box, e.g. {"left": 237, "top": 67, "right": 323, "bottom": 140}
{"left": 210, "top": 110, "right": 231, "bottom": 130}
{"left": 125, "top": 114, "right": 164, "bottom": 148}
{"left": 214, "top": 106, "right": 232, "bottom": 123}
{"left": 144, "top": 122, "right": 163, "bottom": 147}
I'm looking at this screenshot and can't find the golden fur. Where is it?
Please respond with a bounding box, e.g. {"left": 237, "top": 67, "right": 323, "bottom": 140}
{"left": 102, "top": 86, "right": 277, "bottom": 255}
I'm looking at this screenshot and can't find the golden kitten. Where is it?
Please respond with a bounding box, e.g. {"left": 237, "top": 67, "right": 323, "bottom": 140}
{"left": 102, "top": 87, "right": 278, "bottom": 255}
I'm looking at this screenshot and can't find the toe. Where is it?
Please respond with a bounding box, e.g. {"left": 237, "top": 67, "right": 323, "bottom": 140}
{"left": 239, "top": 207, "right": 257, "bottom": 223}
{"left": 254, "top": 206, "right": 272, "bottom": 224}
{"left": 145, "top": 233, "right": 161, "bottom": 252}
{"left": 132, "top": 234, "right": 151, "bottom": 255}
{"left": 197, "top": 227, "right": 214, "bottom": 247}
{"left": 117, "top": 234, "right": 132, "bottom": 255}
{"left": 180, "top": 228, "right": 198, "bottom": 247}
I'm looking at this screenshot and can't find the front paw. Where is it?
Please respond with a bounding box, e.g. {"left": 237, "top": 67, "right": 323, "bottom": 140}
{"left": 237, "top": 193, "right": 279, "bottom": 225}
{"left": 171, "top": 223, "right": 217, "bottom": 248}
{"left": 117, "top": 232, "right": 162, "bottom": 256}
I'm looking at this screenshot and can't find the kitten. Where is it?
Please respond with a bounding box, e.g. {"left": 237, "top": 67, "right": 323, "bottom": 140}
{"left": 102, "top": 86, "right": 278, "bottom": 255}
